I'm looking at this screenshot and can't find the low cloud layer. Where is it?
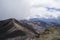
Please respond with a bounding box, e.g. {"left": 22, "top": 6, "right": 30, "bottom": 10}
{"left": 0, "top": 0, "right": 31, "bottom": 20}
{"left": 0, "top": 0, "right": 60, "bottom": 20}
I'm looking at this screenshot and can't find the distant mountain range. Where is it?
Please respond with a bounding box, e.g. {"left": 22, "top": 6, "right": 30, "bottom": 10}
{"left": 29, "top": 18, "right": 60, "bottom": 27}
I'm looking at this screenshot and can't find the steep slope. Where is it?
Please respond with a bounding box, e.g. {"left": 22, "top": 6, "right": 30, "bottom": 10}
{"left": 20, "top": 20, "right": 45, "bottom": 34}
{"left": 0, "top": 18, "right": 40, "bottom": 40}
{"left": 37, "top": 26, "right": 60, "bottom": 40}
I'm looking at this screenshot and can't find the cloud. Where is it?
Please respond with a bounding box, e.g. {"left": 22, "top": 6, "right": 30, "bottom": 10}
{"left": 0, "top": 0, "right": 60, "bottom": 20}
{"left": 29, "top": 0, "right": 60, "bottom": 19}
{"left": 46, "top": 7, "right": 60, "bottom": 12}
{"left": 0, "top": 0, "right": 31, "bottom": 20}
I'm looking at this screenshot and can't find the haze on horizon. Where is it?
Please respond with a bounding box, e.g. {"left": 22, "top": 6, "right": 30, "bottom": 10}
{"left": 0, "top": 0, "right": 60, "bottom": 20}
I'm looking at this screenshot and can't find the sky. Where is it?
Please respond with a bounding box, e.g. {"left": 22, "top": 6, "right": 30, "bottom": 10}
{"left": 0, "top": 0, "right": 60, "bottom": 20}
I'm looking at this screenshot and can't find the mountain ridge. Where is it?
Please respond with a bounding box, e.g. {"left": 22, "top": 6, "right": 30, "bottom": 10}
{"left": 0, "top": 18, "right": 60, "bottom": 40}
{"left": 0, "top": 18, "right": 40, "bottom": 40}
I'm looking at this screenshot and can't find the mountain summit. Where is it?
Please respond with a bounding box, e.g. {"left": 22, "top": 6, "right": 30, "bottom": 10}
{"left": 0, "top": 18, "right": 40, "bottom": 40}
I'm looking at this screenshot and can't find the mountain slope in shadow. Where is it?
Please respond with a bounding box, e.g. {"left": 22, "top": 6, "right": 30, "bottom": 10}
{"left": 0, "top": 18, "right": 40, "bottom": 40}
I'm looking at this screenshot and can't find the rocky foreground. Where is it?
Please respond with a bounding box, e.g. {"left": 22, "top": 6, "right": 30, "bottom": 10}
{"left": 0, "top": 18, "right": 60, "bottom": 40}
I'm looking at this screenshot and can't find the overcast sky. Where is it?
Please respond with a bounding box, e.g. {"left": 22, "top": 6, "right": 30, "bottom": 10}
{"left": 0, "top": 0, "right": 60, "bottom": 20}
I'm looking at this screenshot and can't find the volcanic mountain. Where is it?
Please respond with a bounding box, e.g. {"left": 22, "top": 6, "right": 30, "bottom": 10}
{"left": 0, "top": 18, "right": 60, "bottom": 40}
{"left": 0, "top": 18, "right": 40, "bottom": 40}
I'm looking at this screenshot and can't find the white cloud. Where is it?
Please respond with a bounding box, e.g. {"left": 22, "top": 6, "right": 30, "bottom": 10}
{"left": 0, "top": 0, "right": 31, "bottom": 20}
{"left": 28, "top": 0, "right": 60, "bottom": 19}
{"left": 0, "top": 0, "right": 60, "bottom": 20}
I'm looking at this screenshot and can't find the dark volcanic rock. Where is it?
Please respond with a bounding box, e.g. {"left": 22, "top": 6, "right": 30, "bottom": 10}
{"left": 0, "top": 18, "right": 39, "bottom": 40}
